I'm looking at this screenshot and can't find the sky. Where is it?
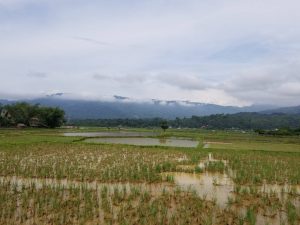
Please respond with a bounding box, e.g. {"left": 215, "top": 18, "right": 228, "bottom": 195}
{"left": 1, "top": 0, "right": 300, "bottom": 106}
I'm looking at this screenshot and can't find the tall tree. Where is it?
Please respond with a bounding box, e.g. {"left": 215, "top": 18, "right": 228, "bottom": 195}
{"left": 39, "top": 107, "right": 65, "bottom": 128}
{"left": 160, "top": 120, "right": 169, "bottom": 132}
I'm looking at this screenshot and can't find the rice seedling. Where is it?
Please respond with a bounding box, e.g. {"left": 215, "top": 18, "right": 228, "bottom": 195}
{"left": 286, "top": 201, "right": 298, "bottom": 225}
{"left": 0, "top": 128, "right": 299, "bottom": 224}
{"left": 245, "top": 207, "right": 257, "bottom": 225}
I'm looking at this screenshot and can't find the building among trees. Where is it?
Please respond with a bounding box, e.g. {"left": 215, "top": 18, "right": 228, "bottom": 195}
{"left": 0, "top": 103, "right": 65, "bottom": 128}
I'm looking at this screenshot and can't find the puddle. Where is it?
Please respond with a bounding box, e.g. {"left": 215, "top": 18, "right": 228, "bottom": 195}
{"left": 203, "top": 143, "right": 210, "bottom": 148}
{"left": 163, "top": 153, "right": 233, "bottom": 207}
{"left": 84, "top": 137, "right": 199, "bottom": 148}
{"left": 162, "top": 172, "right": 234, "bottom": 207}
{"left": 203, "top": 142, "right": 232, "bottom": 149}
{"left": 167, "top": 153, "right": 300, "bottom": 207}
{"left": 161, "top": 171, "right": 299, "bottom": 225}
{"left": 63, "top": 131, "right": 157, "bottom": 137}
{"left": 204, "top": 141, "right": 232, "bottom": 145}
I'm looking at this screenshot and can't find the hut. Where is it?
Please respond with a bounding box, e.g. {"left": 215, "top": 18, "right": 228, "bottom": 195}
{"left": 17, "top": 123, "right": 26, "bottom": 128}
{"left": 29, "top": 117, "right": 40, "bottom": 127}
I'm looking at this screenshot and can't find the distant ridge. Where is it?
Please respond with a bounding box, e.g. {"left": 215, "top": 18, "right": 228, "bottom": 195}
{"left": 260, "top": 105, "right": 300, "bottom": 115}
{"left": 0, "top": 97, "right": 278, "bottom": 119}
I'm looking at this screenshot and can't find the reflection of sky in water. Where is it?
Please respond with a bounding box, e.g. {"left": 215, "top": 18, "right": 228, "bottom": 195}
{"left": 64, "top": 132, "right": 157, "bottom": 137}
{"left": 159, "top": 138, "right": 167, "bottom": 144}
{"left": 85, "top": 137, "right": 199, "bottom": 148}
{"left": 166, "top": 172, "right": 234, "bottom": 208}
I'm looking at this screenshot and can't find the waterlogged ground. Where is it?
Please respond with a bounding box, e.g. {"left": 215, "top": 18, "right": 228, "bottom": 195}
{"left": 163, "top": 153, "right": 300, "bottom": 225}
{"left": 64, "top": 131, "right": 157, "bottom": 137}
{"left": 84, "top": 137, "right": 199, "bottom": 148}
{"left": 0, "top": 128, "right": 300, "bottom": 224}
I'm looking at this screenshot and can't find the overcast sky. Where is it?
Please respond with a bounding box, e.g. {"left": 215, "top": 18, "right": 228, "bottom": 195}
{"left": 1, "top": 0, "right": 300, "bottom": 106}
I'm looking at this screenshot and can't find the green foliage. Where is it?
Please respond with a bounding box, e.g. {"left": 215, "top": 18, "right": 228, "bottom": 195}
{"left": 255, "top": 127, "right": 300, "bottom": 136}
{"left": 39, "top": 106, "right": 65, "bottom": 128}
{"left": 71, "top": 112, "right": 300, "bottom": 131}
{"left": 0, "top": 102, "right": 65, "bottom": 128}
{"left": 286, "top": 201, "right": 298, "bottom": 225}
{"left": 160, "top": 120, "right": 169, "bottom": 132}
{"left": 194, "top": 165, "right": 203, "bottom": 173}
{"left": 245, "top": 207, "right": 256, "bottom": 225}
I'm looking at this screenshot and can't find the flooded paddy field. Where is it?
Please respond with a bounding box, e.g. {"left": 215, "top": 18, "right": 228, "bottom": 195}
{"left": 84, "top": 137, "right": 199, "bottom": 148}
{"left": 0, "top": 128, "right": 300, "bottom": 224}
{"left": 63, "top": 131, "right": 158, "bottom": 137}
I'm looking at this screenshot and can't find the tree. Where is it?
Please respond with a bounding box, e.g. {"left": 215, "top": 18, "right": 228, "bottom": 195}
{"left": 5, "top": 102, "right": 40, "bottom": 125}
{"left": 39, "top": 107, "right": 65, "bottom": 128}
{"left": 0, "top": 103, "right": 65, "bottom": 128}
{"left": 160, "top": 120, "right": 169, "bottom": 132}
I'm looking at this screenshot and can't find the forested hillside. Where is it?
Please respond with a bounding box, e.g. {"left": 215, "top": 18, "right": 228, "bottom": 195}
{"left": 72, "top": 112, "right": 300, "bottom": 130}
{"left": 0, "top": 98, "right": 275, "bottom": 119}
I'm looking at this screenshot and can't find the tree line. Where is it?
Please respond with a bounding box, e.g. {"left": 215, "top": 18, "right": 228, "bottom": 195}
{"left": 71, "top": 112, "right": 300, "bottom": 131}
{"left": 0, "top": 102, "right": 65, "bottom": 128}
{"left": 254, "top": 128, "right": 300, "bottom": 136}
{"left": 2, "top": 102, "right": 299, "bottom": 132}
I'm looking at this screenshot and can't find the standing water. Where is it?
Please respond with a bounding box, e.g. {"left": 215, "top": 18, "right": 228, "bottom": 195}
{"left": 84, "top": 137, "right": 199, "bottom": 148}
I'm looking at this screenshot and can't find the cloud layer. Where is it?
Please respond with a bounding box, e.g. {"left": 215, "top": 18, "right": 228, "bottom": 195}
{"left": 1, "top": 0, "right": 300, "bottom": 106}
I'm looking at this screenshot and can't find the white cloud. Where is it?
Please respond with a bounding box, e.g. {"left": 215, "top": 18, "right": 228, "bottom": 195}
{"left": 0, "top": 0, "right": 300, "bottom": 106}
{"left": 154, "top": 72, "right": 212, "bottom": 91}
{"left": 27, "top": 71, "right": 47, "bottom": 78}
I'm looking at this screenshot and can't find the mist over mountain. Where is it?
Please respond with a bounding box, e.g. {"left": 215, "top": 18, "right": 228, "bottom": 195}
{"left": 0, "top": 97, "right": 279, "bottom": 120}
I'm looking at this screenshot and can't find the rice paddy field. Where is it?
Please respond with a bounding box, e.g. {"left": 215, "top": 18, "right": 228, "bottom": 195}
{"left": 0, "top": 128, "right": 300, "bottom": 225}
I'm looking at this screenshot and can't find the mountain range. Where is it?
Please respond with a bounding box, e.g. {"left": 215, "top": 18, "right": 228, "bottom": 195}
{"left": 0, "top": 96, "right": 298, "bottom": 119}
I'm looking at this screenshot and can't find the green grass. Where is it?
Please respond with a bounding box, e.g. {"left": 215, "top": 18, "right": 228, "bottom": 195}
{"left": 209, "top": 141, "right": 300, "bottom": 152}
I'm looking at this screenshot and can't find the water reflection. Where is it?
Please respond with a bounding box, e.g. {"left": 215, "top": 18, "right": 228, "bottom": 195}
{"left": 84, "top": 137, "right": 199, "bottom": 148}
{"left": 162, "top": 172, "right": 234, "bottom": 207}
{"left": 63, "top": 131, "right": 157, "bottom": 137}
